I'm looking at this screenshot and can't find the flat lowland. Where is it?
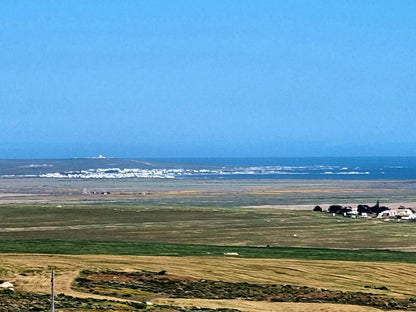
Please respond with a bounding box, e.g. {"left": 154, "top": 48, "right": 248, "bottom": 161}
{"left": 1, "top": 254, "right": 416, "bottom": 311}
{"left": 1, "top": 178, "right": 416, "bottom": 207}
{"left": 1, "top": 204, "right": 416, "bottom": 250}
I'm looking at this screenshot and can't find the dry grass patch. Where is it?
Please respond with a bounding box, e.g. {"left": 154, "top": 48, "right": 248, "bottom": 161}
{"left": 1, "top": 254, "right": 416, "bottom": 300}
{"left": 155, "top": 299, "right": 397, "bottom": 312}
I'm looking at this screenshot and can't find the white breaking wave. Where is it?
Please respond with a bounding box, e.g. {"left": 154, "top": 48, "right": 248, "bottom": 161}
{"left": 323, "top": 171, "right": 370, "bottom": 175}
{"left": 0, "top": 164, "right": 372, "bottom": 179}
{"left": 35, "top": 166, "right": 315, "bottom": 179}
{"left": 19, "top": 164, "right": 53, "bottom": 168}
{"left": 40, "top": 168, "right": 177, "bottom": 179}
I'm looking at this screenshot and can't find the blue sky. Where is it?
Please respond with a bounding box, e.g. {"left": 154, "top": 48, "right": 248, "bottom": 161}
{"left": 1, "top": 0, "right": 415, "bottom": 158}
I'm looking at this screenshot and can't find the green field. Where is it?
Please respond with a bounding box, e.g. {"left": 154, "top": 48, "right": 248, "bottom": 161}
{"left": 1, "top": 203, "right": 415, "bottom": 250}
{"left": 1, "top": 202, "right": 416, "bottom": 263}
{"left": 2, "top": 239, "right": 416, "bottom": 263}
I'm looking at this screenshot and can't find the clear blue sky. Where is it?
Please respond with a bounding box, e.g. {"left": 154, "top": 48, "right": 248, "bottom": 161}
{"left": 1, "top": 0, "right": 415, "bottom": 158}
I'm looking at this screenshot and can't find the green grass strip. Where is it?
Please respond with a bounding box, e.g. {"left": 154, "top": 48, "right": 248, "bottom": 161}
{"left": 1, "top": 239, "right": 416, "bottom": 263}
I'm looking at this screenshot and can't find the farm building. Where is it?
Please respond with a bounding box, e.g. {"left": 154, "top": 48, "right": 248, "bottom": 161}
{"left": 377, "top": 208, "right": 416, "bottom": 220}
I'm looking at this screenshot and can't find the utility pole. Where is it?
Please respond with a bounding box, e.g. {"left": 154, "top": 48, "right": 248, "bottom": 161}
{"left": 51, "top": 270, "right": 55, "bottom": 312}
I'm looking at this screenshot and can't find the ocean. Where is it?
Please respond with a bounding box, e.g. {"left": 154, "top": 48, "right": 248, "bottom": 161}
{"left": 0, "top": 157, "right": 415, "bottom": 180}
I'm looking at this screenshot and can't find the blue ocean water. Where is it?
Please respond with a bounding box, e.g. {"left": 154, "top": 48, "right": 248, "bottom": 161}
{"left": 166, "top": 157, "right": 416, "bottom": 180}
{"left": 0, "top": 157, "right": 415, "bottom": 180}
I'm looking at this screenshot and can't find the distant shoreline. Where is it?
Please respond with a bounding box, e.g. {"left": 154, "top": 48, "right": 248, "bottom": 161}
{"left": 0, "top": 177, "right": 415, "bottom": 207}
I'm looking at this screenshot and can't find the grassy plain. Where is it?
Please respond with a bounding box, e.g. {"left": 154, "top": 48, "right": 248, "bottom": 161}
{"left": 1, "top": 204, "right": 416, "bottom": 250}
{"left": 2, "top": 240, "right": 416, "bottom": 263}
